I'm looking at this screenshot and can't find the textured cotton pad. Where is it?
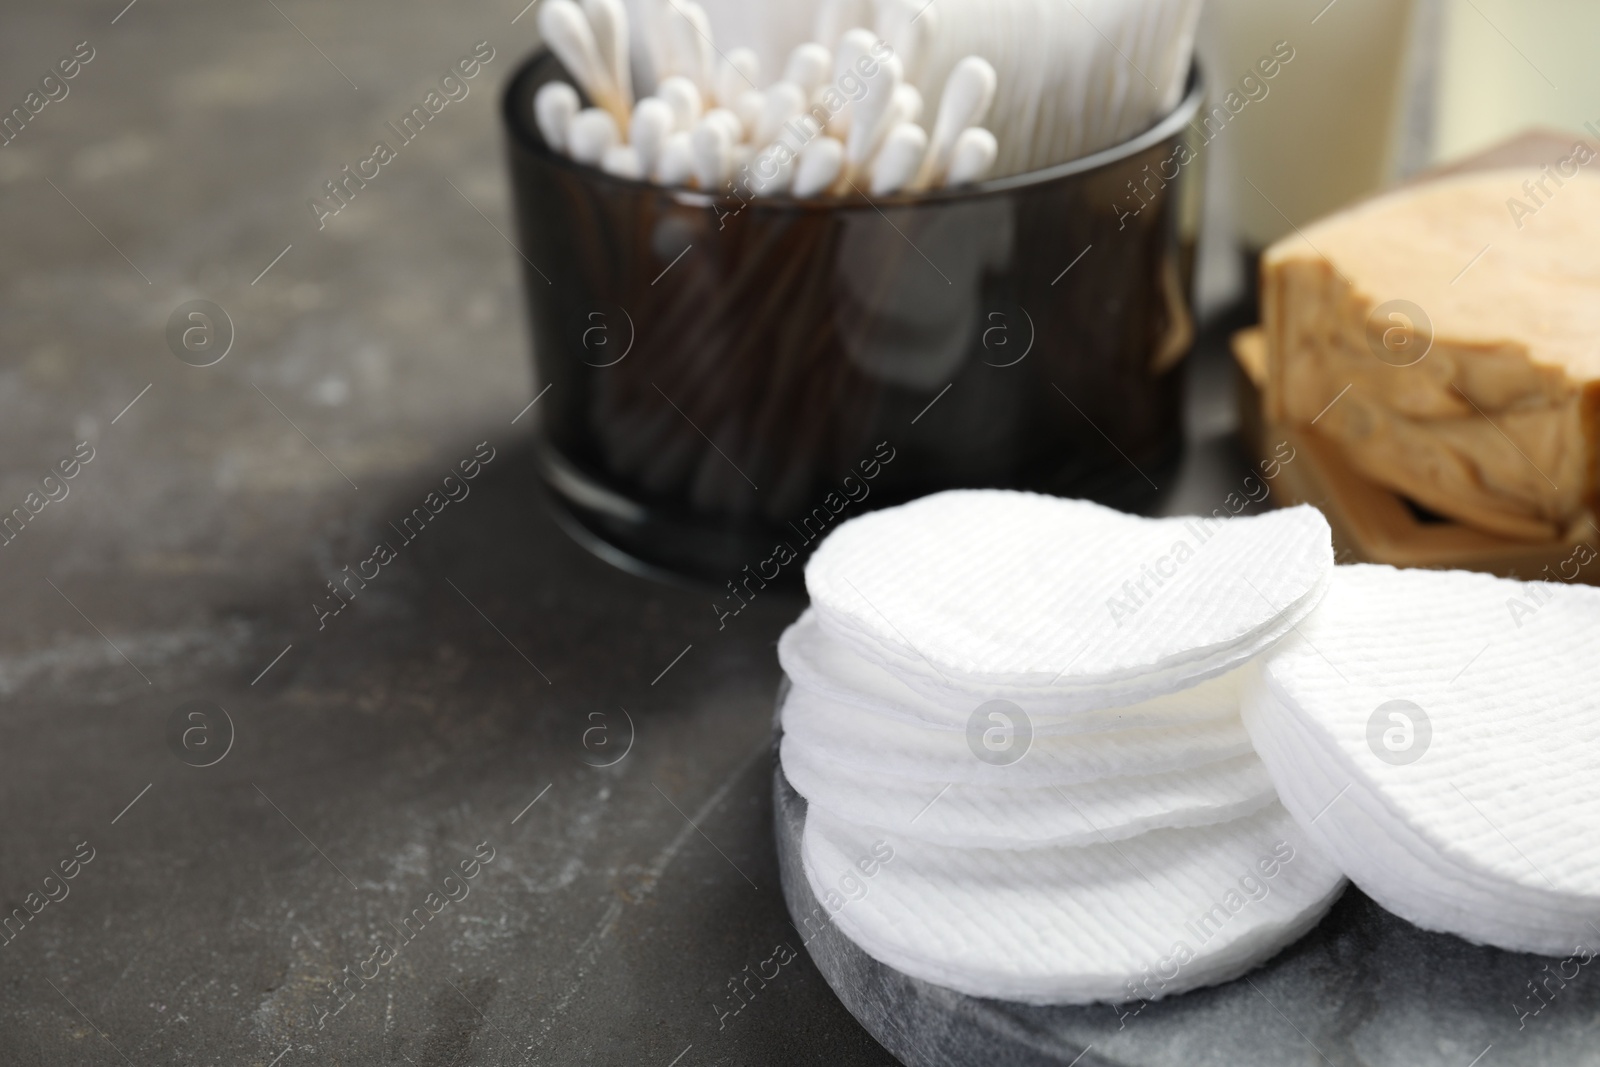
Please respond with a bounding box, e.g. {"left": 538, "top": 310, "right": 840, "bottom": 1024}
{"left": 801, "top": 802, "right": 1346, "bottom": 1004}
{"left": 779, "top": 611, "right": 1247, "bottom": 735}
{"left": 782, "top": 735, "right": 1276, "bottom": 849}
{"left": 1243, "top": 563, "right": 1600, "bottom": 955}
{"left": 1248, "top": 681, "right": 1591, "bottom": 952}
{"left": 804, "top": 491, "right": 1333, "bottom": 712}
{"left": 779, "top": 678, "right": 1254, "bottom": 786}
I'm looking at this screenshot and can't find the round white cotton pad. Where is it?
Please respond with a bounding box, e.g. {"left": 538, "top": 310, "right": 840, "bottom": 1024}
{"left": 778, "top": 673, "right": 1254, "bottom": 785}
{"left": 800, "top": 801, "right": 1346, "bottom": 1004}
{"left": 803, "top": 490, "right": 1333, "bottom": 712}
{"left": 782, "top": 735, "right": 1276, "bottom": 849}
{"left": 779, "top": 611, "right": 1249, "bottom": 734}
{"left": 1247, "top": 678, "right": 1589, "bottom": 953}
{"left": 1244, "top": 563, "right": 1600, "bottom": 956}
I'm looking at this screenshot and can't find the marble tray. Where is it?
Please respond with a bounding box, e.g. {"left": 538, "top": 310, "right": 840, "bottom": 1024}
{"left": 773, "top": 746, "right": 1600, "bottom": 1067}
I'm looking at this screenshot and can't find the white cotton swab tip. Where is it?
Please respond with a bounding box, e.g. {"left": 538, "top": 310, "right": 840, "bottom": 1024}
{"left": 567, "top": 107, "right": 620, "bottom": 165}
{"left": 732, "top": 90, "right": 766, "bottom": 138}
{"left": 946, "top": 126, "right": 998, "bottom": 186}
{"left": 748, "top": 144, "right": 797, "bottom": 196}
{"left": 792, "top": 135, "right": 844, "bottom": 198}
{"left": 655, "top": 130, "right": 695, "bottom": 186}
{"left": 580, "top": 0, "right": 633, "bottom": 114}
{"left": 915, "top": 55, "right": 999, "bottom": 189}
{"left": 717, "top": 47, "right": 761, "bottom": 107}
{"left": 834, "top": 28, "right": 878, "bottom": 81}
{"left": 689, "top": 117, "right": 733, "bottom": 191}
{"left": 657, "top": 76, "right": 703, "bottom": 132}
{"left": 667, "top": 0, "right": 716, "bottom": 96}
{"left": 891, "top": 83, "right": 923, "bottom": 127}
{"left": 629, "top": 97, "right": 674, "bottom": 175}
{"left": 534, "top": 81, "right": 581, "bottom": 152}
{"left": 703, "top": 107, "right": 743, "bottom": 145}
{"left": 756, "top": 81, "right": 807, "bottom": 147}
{"left": 538, "top": 0, "right": 617, "bottom": 117}
{"left": 784, "top": 43, "right": 833, "bottom": 95}
{"left": 869, "top": 122, "right": 928, "bottom": 195}
{"left": 941, "top": 56, "right": 999, "bottom": 132}
{"left": 845, "top": 53, "right": 903, "bottom": 170}
{"left": 601, "top": 144, "right": 644, "bottom": 179}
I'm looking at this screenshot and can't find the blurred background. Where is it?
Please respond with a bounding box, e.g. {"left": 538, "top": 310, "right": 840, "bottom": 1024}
{"left": 0, "top": 1, "right": 1593, "bottom": 1064}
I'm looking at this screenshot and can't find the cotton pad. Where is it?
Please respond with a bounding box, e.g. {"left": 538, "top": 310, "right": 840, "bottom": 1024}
{"left": 801, "top": 801, "right": 1346, "bottom": 1004}
{"left": 1243, "top": 563, "right": 1600, "bottom": 955}
{"left": 779, "top": 678, "right": 1255, "bottom": 787}
{"left": 783, "top": 736, "right": 1276, "bottom": 849}
{"left": 804, "top": 491, "right": 1333, "bottom": 712}
{"left": 1248, "top": 681, "right": 1591, "bottom": 952}
{"left": 779, "top": 610, "right": 1247, "bottom": 735}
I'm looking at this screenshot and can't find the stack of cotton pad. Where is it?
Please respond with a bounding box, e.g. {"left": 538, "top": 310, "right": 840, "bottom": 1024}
{"left": 1244, "top": 563, "right": 1600, "bottom": 957}
{"left": 780, "top": 490, "right": 1347, "bottom": 1004}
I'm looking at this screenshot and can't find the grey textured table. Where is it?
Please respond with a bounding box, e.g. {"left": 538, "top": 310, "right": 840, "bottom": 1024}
{"left": 0, "top": 2, "right": 1306, "bottom": 1065}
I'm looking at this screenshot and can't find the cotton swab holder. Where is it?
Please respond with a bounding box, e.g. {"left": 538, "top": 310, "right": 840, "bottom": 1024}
{"left": 504, "top": 49, "right": 1206, "bottom": 583}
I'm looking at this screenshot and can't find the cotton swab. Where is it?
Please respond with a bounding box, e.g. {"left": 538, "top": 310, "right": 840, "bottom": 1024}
{"left": 581, "top": 0, "right": 634, "bottom": 115}
{"left": 845, "top": 53, "right": 903, "bottom": 177}
{"left": 784, "top": 43, "right": 833, "bottom": 96}
{"left": 826, "top": 28, "right": 879, "bottom": 140}
{"left": 833, "top": 28, "right": 878, "bottom": 83}
{"left": 663, "top": 0, "right": 716, "bottom": 96}
{"left": 732, "top": 89, "right": 765, "bottom": 137}
{"left": 869, "top": 122, "right": 928, "bottom": 195}
{"left": 946, "top": 125, "right": 998, "bottom": 186}
{"left": 702, "top": 106, "right": 744, "bottom": 145}
{"left": 890, "top": 83, "right": 923, "bottom": 127}
{"left": 748, "top": 144, "right": 798, "bottom": 195}
{"left": 792, "top": 135, "right": 844, "bottom": 197}
{"left": 913, "top": 55, "right": 997, "bottom": 190}
{"left": 690, "top": 116, "right": 733, "bottom": 191}
{"left": 657, "top": 76, "right": 703, "bottom": 132}
{"left": 601, "top": 143, "right": 644, "bottom": 179}
{"left": 537, "top": 0, "right": 623, "bottom": 124}
{"left": 717, "top": 47, "right": 761, "bottom": 106}
{"left": 567, "top": 107, "right": 620, "bottom": 165}
{"left": 655, "top": 130, "right": 695, "bottom": 185}
{"left": 534, "top": 0, "right": 1109, "bottom": 197}
{"left": 629, "top": 96, "right": 674, "bottom": 175}
{"left": 756, "top": 81, "right": 807, "bottom": 147}
{"left": 534, "top": 81, "right": 581, "bottom": 152}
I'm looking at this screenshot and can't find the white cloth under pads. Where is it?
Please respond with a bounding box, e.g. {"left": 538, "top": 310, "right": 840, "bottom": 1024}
{"left": 781, "top": 490, "right": 1347, "bottom": 1005}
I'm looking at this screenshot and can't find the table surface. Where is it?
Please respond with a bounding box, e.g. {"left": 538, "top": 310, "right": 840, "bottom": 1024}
{"left": 0, "top": 3, "right": 1265, "bottom": 1065}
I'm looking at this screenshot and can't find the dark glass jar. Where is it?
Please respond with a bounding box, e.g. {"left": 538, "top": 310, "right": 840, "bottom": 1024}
{"left": 502, "top": 51, "right": 1204, "bottom": 585}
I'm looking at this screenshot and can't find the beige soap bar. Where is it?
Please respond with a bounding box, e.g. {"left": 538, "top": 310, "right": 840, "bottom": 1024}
{"left": 1262, "top": 164, "right": 1600, "bottom": 541}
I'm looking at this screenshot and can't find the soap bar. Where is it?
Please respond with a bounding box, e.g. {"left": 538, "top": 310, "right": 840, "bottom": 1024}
{"left": 1261, "top": 165, "right": 1600, "bottom": 540}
